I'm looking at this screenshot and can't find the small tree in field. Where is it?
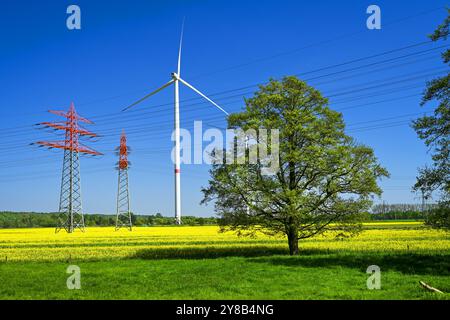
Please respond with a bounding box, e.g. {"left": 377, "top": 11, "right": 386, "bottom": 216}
{"left": 201, "top": 76, "right": 389, "bottom": 255}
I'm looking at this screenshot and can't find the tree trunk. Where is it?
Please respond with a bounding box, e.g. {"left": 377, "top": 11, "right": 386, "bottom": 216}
{"left": 286, "top": 138, "right": 299, "bottom": 255}
{"left": 287, "top": 227, "right": 299, "bottom": 255}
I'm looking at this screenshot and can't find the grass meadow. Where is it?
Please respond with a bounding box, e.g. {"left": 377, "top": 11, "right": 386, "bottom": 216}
{"left": 0, "top": 222, "right": 449, "bottom": 299}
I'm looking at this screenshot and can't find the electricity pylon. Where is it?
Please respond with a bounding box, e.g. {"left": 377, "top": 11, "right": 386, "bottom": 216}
{"left": 33, "top": 102, "right": 102, "bottom": 233}
{"left": 115, "top": 130, "right": 132, "bottom": 231}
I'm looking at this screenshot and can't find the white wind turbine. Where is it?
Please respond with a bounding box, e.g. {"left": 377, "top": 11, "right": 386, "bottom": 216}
{"left": 123, "top": 22, "right": 228, "bottom": 225}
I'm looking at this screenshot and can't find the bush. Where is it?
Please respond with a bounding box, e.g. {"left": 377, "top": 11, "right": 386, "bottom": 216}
{"left": 425, "top": 203, "right": 450, "bottom": 230}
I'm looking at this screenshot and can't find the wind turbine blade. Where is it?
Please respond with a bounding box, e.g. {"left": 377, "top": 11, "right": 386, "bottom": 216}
{"left": 122, "top": 80, "right": 174, "bottom": 111}
{"left": 178, "top": 18, "right": 185, "bottom": 76}
{"left": 178, "top": 77, "right": 229, "bottom": 115}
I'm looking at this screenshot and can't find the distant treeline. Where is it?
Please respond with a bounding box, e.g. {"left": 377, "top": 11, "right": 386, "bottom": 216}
{"left": 0, "top": 204, "right": 434, "bottom": 228}
{"left": 370, "top": 203, "right": 438, "bottom": 220}
{"left": 0, "top": 212, "right": 217, "bottom": 228}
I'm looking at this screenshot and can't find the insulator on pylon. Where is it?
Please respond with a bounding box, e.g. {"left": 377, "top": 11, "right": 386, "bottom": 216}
{"left": 115, "top": 151, "right": 132, "bottom": 156}
{"left": 115, "top": 145, "right": 131, "bottom": 151}
{"left": 115, "top": 160, "right": 132, "bottom": 166}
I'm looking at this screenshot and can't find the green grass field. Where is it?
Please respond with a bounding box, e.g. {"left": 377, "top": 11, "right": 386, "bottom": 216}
{"left": 0, "top": 222, "right": 449, "bottom": 299}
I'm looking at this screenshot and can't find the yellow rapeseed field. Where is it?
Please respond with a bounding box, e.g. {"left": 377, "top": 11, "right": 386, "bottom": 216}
{"left": 0, "top": 222, "right": 448, "bottom": 262}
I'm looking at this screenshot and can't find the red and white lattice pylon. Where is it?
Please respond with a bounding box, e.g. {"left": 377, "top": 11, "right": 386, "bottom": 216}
{"left": 115, "top": 130, "right": 132, "bottom": 231}
{"left": 33, "top": 102, "right": 102, "bottom": 233}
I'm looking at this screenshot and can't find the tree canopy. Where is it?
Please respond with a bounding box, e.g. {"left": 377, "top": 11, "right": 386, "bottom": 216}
{"left": 202, "top": 76, "right": 388, "bottom": 255}
{"left": 412, "top": 9, "right": 450, "bottom": 202}
{"left": 412, "top": 10, "right": 450, "bottom": 230}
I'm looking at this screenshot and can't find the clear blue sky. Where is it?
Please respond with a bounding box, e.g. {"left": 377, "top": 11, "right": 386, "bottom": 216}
{"left": 0, "top": 0, "right": 448, "bottom": 216}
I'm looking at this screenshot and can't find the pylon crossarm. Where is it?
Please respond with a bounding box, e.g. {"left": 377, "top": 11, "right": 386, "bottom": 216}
{"left": 48, "top": 109, "right": 94, "bottom": 124}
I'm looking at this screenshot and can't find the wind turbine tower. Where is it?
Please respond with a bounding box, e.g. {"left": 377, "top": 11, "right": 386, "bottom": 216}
{"left": 123, "top": 22, "right": 228, "bottom": 225}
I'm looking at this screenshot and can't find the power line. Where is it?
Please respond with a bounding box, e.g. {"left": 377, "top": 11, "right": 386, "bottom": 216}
{"left": 1, "top": 39, "right": 443, "bottom": 134}
{"left": 0, "top": 77, "right": 436, "bottom": 153}
{"left": 189, "top": 6, "right": 446, "bottom": 80}
{"left": 2, "top": 55, "right": 442, "bottom": 144}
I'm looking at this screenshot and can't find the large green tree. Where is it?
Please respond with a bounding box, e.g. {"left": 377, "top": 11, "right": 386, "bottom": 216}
{"left": 412, "top": 10, "right": 450, "bottom": 228}
{"left": 202, "top": 76, "right": 388, "bottom": 255}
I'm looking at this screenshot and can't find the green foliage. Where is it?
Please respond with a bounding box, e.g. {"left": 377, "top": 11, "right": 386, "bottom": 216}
{"left": 371, "top": 211, "right": 424, "bottom": 221}
{"left": 370, "top": 203, "right": 439, "bottom": 220}
{"left": 425, "top": 203, "right": 450, "bottom": 230}
{"left": 0, "top": 212, "right": 217, "bottom": 228}
{"left": 412, "top": 9, "right": 450, "bottom": 202}
{"left": 0, "top": 212, "right": 59, "bottom": 228}
{"left": 202, "top": 76, "right": 389, "bottom": 255}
